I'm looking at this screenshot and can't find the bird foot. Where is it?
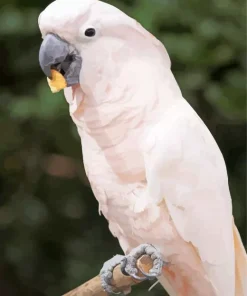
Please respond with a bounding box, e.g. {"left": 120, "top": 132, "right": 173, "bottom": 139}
{"left": 100, "top": 243, "right": 164, "bottom": 295}
{"left": 100, "top": 254, "right": 126, "bottom": 295}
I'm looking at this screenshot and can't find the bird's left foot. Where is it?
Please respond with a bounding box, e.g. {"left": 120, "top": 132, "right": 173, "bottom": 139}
{"left": 121, "top": 243, "right": 164, "bottom": 281}
{"left": 100, "top": 243, "right": 165, "bottom": 295}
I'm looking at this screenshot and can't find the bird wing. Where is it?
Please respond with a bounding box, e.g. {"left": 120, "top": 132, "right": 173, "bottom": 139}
{"left": 141, "top": 99, "right": 235, "bottom": 295}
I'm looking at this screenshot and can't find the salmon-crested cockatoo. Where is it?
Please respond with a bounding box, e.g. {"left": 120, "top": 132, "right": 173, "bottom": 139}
{"left": 38, "top": 0, "right": 247, "bottom": 295}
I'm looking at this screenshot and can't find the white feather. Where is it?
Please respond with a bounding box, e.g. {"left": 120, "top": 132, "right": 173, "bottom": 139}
{"left": 142, "top": 99, "right": 235, "bottom": 295}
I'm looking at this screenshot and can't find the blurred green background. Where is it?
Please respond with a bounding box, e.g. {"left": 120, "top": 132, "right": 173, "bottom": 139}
{"left": 0, "top": 0, "right": 246, "bottom": 295}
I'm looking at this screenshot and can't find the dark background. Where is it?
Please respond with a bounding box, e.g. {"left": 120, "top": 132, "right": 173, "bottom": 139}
{"left": 0, "top": 0, "right": 246, "bottom": 295}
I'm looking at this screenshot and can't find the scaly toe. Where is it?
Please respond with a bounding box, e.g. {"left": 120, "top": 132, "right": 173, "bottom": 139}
{"left": 121, "top": 257, "right": 147, "bottom": 281}
{"left": 100, "top": 254, "right": 126, "bottom": 295}
{"left": 121, "top": 243, "right": 165, "bottom": 282}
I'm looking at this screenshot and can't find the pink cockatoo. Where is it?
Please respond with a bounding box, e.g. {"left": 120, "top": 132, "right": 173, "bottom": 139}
{"left": 38, "top": 0, "right": 247, "bottom": 295}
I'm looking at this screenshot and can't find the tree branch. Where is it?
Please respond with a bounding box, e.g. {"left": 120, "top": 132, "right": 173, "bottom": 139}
{"left": 63, "top": 255, "right": 153, "bottom": 296}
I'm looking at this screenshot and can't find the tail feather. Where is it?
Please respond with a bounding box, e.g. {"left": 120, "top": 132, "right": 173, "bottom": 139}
{"left": 158, "top": 274, "right": 177, "bottom": 296}
{"left": 233, "top": 224, "right": 247, "bottom": 296}
{"left": 157, "top": 224, "right": 246, "bottom": 296}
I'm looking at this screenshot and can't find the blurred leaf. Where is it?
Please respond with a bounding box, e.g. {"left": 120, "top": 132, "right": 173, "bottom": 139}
{"left": 0, "top": 5, "right": 39, "bottom": 35}
{"left": 9, "top": 81, "right": 67, "bottom": 120}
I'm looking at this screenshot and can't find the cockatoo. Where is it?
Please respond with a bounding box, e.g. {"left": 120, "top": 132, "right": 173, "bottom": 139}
{"left": 38, "top": 0, "right": 247, "bottom": 295}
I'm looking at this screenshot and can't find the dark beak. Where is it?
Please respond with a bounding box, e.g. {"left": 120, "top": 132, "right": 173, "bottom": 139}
{"left": 39, "top": 33, "right": 82, "bottom": 87}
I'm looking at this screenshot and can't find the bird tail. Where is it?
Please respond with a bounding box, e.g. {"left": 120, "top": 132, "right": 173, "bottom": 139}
{"left": 156, "top": 224, "right": 246, "bottom": 296}
{"left": 158, "top": 274, "right": 177, "bottom": 296}
{"left": 233, "top": 223, "right": 247, "bottom": 296}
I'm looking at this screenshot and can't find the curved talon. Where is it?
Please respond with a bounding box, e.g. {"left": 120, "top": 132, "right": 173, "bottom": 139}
{"left": 110, "top": 291, "right": 122, "bottom": 295}
{"left": 103, "top": 284, "right": 122, "bottom": 295}
{"left": 138, "top": 259, "right": 164, "bottom": 279}
{"left": 128, "top": 271, "right": 147, "bottom": 281}
{"left": 121, "top": 256, "right": 147, "bottom": 281}
{"left": 120, "top": 243, "right": 165, "bottom": 282}
{"left": 138, "top": 267, "right": 158, "bottom": 280}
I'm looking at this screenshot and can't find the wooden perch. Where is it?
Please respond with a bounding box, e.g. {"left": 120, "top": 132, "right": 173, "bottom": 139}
{"left": 63, "top": 255, "right": 154, "bottom": 296}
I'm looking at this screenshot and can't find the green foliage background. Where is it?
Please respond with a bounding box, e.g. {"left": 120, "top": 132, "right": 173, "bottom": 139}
{"left": 0, "top": 0, "right": 246, "bottom": 295}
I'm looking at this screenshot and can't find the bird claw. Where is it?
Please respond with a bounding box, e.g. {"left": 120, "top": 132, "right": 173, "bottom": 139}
{"left": 100, "top": 244, "right": 165, "bottom": 295}
{"left": 121, "top": 244, "right": 164, "bottom": 281}
{"left": 100, "top": 254, "right": 126, "bottom": 295}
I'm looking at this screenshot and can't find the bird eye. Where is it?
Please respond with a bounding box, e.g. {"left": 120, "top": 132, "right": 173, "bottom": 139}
{"left": 85, "top": 28, "right": 96, "bottom": 37}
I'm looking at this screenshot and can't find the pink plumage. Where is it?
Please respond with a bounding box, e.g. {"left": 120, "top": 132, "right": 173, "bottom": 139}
{"left": 39, "top": 1, "right": 247, "bottom": 295}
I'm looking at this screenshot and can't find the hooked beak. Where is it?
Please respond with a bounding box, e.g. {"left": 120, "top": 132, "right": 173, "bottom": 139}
{"left": 39, "top": 33, "right": 82, "bottom": 89}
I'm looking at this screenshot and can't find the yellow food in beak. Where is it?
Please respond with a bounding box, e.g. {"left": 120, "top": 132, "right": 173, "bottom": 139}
{"left": 47, "top": 69, "right": 67, "bottom": 93}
